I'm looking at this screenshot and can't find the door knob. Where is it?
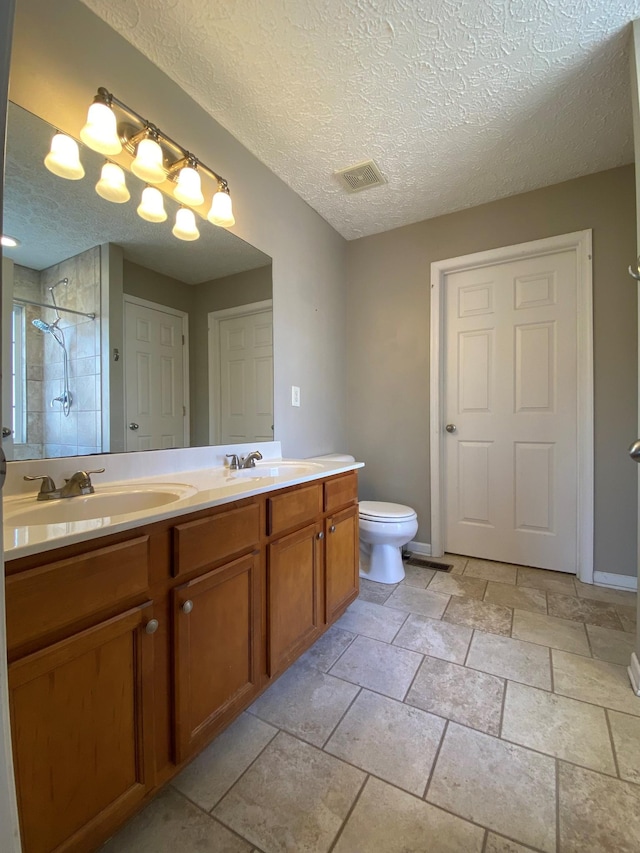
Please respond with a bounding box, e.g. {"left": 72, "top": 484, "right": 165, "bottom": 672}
{"left": 2, "top": 427, "right": 12, "bottom": 438}
{"left": 629, "top": 440, "right": 640, "bottom": 462}
{"left": 129, "top": 422, "right": 139, "bottom": 430}
{"left": 445, "top": 424, "right": 457, "bottom": 433}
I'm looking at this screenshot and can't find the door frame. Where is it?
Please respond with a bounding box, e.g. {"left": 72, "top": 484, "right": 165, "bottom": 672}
{"left": 123, "top": 295, "right": 190, "bottom": 448}
{"left": 429, "top": 230, "right": 594, "bottom": 582}
{"left": 207, "top": 299, "right": 273, "bottom": 444}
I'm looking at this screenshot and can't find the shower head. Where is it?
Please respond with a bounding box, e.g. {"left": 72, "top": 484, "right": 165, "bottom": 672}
{"left": 32, "top": 318, "right": 53, "bottom": 333}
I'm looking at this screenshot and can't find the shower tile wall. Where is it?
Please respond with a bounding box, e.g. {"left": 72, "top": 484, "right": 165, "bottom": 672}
{"left": 15, "top": 246, "right": 101, "bottom": 459}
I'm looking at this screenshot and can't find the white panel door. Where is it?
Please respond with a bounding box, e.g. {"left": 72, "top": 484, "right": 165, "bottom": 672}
{"left": 444, "top": 250, "right": 578, "bottom": 571}
{"left": 124, "top": 300, "right": 186, "bottom": 451}
{"left": 218, "top": 309, "right": 273, "bottom": 443}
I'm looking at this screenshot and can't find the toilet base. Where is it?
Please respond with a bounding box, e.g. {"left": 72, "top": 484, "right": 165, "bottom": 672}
{"left": 359, "top": 543, "right": 405, "bottom": 584}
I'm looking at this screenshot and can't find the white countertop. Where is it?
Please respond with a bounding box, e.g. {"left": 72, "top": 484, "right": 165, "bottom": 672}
{"left": 3, "top": 456, "right": 363, "bottom": 561}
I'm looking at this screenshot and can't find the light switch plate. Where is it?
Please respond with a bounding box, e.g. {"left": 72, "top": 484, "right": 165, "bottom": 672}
{"left": 291, "top": 385, "right": 301, "bottom": 407}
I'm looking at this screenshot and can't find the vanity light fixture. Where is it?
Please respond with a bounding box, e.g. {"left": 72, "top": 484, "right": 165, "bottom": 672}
{"left": 137, "top": 186, "right": 167, "bottom": 222}
{"left": 95, "top": 162, "right": 130, "bottom": 203}
{"left": 77, "top": 86, "right": 234, "bottom": 236}
{"left": 1, "top": 235, "right": 20, "bottom": 248}
{"left": 172, "top": 207, "right": 200, "bottom": 241}
{"left": 44, "top": 133, "right": 85, "bottom": 180}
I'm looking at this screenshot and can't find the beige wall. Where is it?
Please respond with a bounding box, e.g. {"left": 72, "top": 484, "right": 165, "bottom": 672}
{"left": 346, "top": 166, "right": 638, "bottom": 577}
{"left": 9, "top": 0, "right": 348, "bottom": 458}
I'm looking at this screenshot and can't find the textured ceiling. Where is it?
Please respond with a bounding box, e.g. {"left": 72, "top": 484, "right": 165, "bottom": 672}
{"left": 80, "top": 0, "right": 640, "bottom": 240}
{"left": 4, "top": 104, "right": 270, "bottom": 282}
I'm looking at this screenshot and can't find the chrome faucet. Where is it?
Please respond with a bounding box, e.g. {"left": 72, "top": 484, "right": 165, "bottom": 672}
{"left": 239, "top": 450, "right": 263, "bottom": 469}
{"left": 225, "top": 450, "right": 263, "bottom": 470}
{"left": 24, "top": 468, "right": 105, "bottom": 501}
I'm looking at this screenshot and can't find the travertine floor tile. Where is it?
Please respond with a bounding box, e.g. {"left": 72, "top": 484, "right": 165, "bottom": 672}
{"left": 552, "top": 650, "right": 640, "bottom": 716}
{"left": 465, "top": 559, "right": 518, "bottom": 585}
{"left": 214, "top": 732, "right": 364, "bottom": 853}
{"left": 384, "top": 584, "right": 450, "bottom": 619}
{"left": 467, "top": 632, "right": 551, "bottom": 690}
{"left": 517, "top": 566, "right": 576, "bottom": 595}
{"left": 358, "top": 577, "right": 396, "bottom": 604}
{"left": 248, "top": 661, "right": 359, "bottom": 746}
{"left": 401, "top": 564, "right": 436, "bottom": 588}
{"left": 586, "top": 624, "right": 636, "bottom": 666}
{"left": 427, "top": 724, "right": 556, "bottom": 853}
{"left": 393, "top": 613, "right": 473, "bottom": 663}
{"left": 547, "top": 592, "right": 624, "bottom": 630}
{"left": 574, "top": 580, "right": 637, "bottom": 608}
{"left": 333, "top": 776, "right": 484, "bottom": 853}
{"left": 511, "top": 609, "right": 590, "bottom": 656}
{"left": 297, "top": 625, "right": 356, "bottom": 672}
{"left": 173, "top": 712, "right": 277, "bottom": 811}
{"left": 407, "top": 655, "right": 504, "bottom": 735}
{"left": 608, "top": 711, "right": 640, "bottom": 784}
{"left": 442, "top": 553, "right": 469, "bottom": 575}
{"left": 559, "top": 761, "right": 640, "bottom": 852}
{"left": 485, "top": 834, "right": 539, "bottom": 853}
{"left": 501, "top": 681, "right": 616, "bottom": 774}
{"left": 325, "top": 689, "right": 445, "bottom": 795}
{"left": 329, "top": 635, "right": 422, "bottom": 700}
{"left": 442, "top": 596, "right": 512, "bottom": 636}
{"left": 102, "top": 788, "right": 251, "bottom": 853}
{"left": 335, "top": 598, "right": 407, "bottom": 642}
{"left": 484, "top": 582, "right": 547, "bottom": 615}
{"left": 617, "top": 604, "right": 637, "bottom": 633}
{"left": 428, "top": 572, "right": 487, "bottom": 600}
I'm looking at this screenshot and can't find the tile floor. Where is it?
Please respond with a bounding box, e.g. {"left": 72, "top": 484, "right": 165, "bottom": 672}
{"left": 102, "top": 556, "right": 640, "bottom": 853}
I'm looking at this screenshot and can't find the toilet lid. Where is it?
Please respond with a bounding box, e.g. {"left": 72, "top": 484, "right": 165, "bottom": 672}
{"left": 359, "top": 500, "right": 416, "bottom": 521}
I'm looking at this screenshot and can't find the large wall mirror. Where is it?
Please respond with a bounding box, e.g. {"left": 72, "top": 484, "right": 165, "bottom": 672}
{"left": 2, "top": 102, "right": 273, "bottom": 461}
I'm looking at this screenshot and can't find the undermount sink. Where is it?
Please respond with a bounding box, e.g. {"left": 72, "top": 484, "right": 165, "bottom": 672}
{"left": 4, "top": 483, "right": 197, "bottom": 526}
{"left": 229, "top": 461, "right": 325, "bottom": 479}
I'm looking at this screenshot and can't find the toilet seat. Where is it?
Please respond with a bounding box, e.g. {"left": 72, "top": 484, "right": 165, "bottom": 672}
{"left": 359, "top": 500, "right": 417, "bottom": 522}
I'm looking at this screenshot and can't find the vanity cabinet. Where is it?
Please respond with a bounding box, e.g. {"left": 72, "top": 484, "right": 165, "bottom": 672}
{"left": 173, "top": 552, "right": 261, "bottom": 762}
{"left": 4, "top": 470, "right": 359, "bottom": 853}
{"left": 8, "top": 602, "right": 156, "bottom": 853}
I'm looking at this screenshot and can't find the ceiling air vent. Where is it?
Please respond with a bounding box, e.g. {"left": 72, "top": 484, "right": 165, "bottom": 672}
{"left": 334, "top": 159, "right": 386, "bottom": 193}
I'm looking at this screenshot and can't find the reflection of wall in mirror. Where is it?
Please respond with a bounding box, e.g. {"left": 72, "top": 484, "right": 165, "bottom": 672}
{"left": 13, "top": 246, "right": 101, "bottom": 460}
{"left": 120, "top": 259, "right": 272, "bottom": 447}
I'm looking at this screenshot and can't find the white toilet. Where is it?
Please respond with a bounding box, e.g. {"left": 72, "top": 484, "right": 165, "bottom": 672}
{"left": 309, "top": 454, "right": 418, "bottom": 585}
{"left": 358, "top": 501, "right": 418, "bottom": 584}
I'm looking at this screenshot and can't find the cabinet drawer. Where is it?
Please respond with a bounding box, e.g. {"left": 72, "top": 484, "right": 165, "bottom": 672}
{"left": 6, "top": 536, "right": 150, "bottom": 652}
{"left": 173, "top": 501, "right": 260, "bottom": 577}
{"left": 324, "top": 471, "right": 358, "bottom": 513}
{"left": 267, "top": 483, "right": 322, "bottom": 537}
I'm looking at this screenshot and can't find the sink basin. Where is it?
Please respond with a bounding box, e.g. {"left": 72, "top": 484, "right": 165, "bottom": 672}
{"left": 5, "top": 483, "right": 197, "bottom": 526}
{"left": 230, "top": 461, "right": 325, "bottom": 479}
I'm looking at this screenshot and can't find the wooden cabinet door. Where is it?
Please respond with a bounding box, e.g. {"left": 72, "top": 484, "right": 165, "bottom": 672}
{"left": 173, "top": 552, "right": 260, "bottom": 762}
{"left": 9, "top": 604, "right": 156, "bottom": 853}
{"left": 267, "top": 522, "right": 323, "bottom": 677}
{"left": 325, "top": 505, "right": 359, "bottom": 623}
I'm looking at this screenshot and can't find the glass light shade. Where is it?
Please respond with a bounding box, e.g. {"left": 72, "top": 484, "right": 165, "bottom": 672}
{"left": 95, "top": 162, "right": 130, "bottom": 203}
{"left": 1, "top": 235, "right": 20, "bottom": 248}
{"left": 172, "top": 207, "right": 200, "bottom": 241}
{"left": 137, "top": 186, "right": 167, "bottom": 222}
{"left": 80, "top": 102, "right": 122, "bottom": 155}
{"left": 207, "top": 189, "right": 235, "bottom": 227}
{"left": 44, "top": 133, "right": 85, "bottom": 180}
{"left": 173, "top": 165, "right": 204, "bottom": 206}
{"left": 131, "top": 138, "right": 166, "bottom": 184}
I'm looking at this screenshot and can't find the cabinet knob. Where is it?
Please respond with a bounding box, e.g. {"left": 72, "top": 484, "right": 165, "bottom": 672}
{"left": 145, "top": 619, "right": 159, "bottom": 635}
{"left": 182, "top": 599, "right": 194, "bottom": 614}
{"left": 329, "top": 524, "right": 336, "bottom": 533}
{"left": 317, "top": 531, "right": 324, "bottom": 540}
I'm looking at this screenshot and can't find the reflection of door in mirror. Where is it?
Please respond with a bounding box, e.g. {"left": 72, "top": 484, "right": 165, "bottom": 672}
{"left": 209, "top": 301, "right": 274, "bottom": 443}
{"left": 1, "top": 258, "right": 16, "bottom": 460}
{"left": 124, "top": 296, "right": 188, "bottom": 451}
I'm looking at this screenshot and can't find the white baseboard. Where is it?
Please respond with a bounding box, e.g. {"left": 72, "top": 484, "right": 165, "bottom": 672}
{"left": 628, "top": 653, "right": 640, "bottom": 697}
{"left": 407, "top": 541, "right": 432, "bottom": 557}
{"left": 593, "top": 571, "right": 638, "bottom": 592}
